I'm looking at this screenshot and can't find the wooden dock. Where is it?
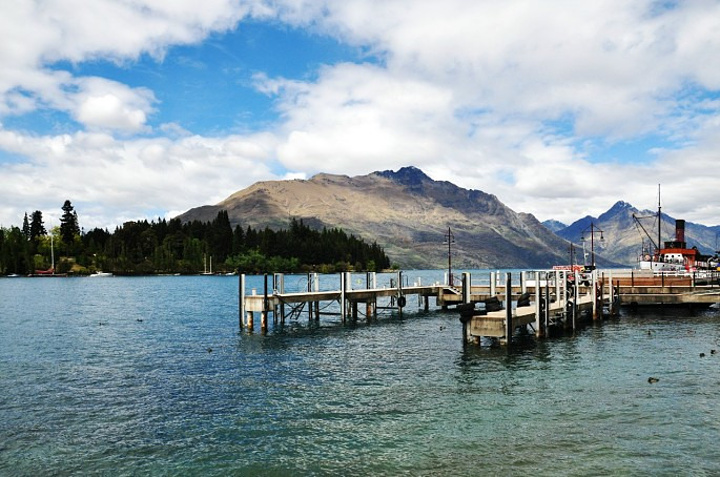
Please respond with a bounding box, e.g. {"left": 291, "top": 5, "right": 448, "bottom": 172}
{"left": 237, "top": 268, "right": 720, "bottom": 345}
{"left": 609, "top": 269, "right": 720, "bottom": 308}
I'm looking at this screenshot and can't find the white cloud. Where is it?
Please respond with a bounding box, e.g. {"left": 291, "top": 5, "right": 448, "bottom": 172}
{"left": 72, "top": 78, "right": 156, "bottom": 132}
{"left": 0, "top": 0, "right": 264, "bottom": 129}
{"left": 0, "top": 126, "right": 280, "bottom": 230}
{"left": 3, "top": 0, "right": 720, "bottom": 230}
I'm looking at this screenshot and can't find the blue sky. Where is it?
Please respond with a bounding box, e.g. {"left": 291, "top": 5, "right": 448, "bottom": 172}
{"left": 2, "top": 0, "right": 720, "bottom": 230}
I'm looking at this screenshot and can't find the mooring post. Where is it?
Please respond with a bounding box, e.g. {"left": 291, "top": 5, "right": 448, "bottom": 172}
{"left": 398, "top": 271, "right": 404, "bottom": 316}
{"left": 340, "top": 272, "right": 347, "bottom": 323}
{"left": 313, "top": 272, "right": 320, "bottom": 320}
{"left": 606, "top": 270, "right": 613, "bottom": 316}
{"left": 462, "top": 272, "right": 471, "bottom": 304}
{"left": 599, "top": 272, "right": 605, "bottom": 319}
{"left": 544, "top": 273, "right": 550, "bottom": 333}
{"left": 572, "top": 270, "right": 579, "bottom": 330}
{"left": 307, "top": 273, "right": 313, "bottom": 321}
{"left": 614, "top": 279, "right": 621, "bottom": 316}
{"left": 261, "top": 273, "right": 269, "bottom": 333}
{"left": 591, "top": 270, "right": 599, "bottom": 320}
{"left": 238, "top": 273, "right": 245, "bottom": 331}
{"left": 534, "top": 271, "right": 543, "bottom": 338}
{"left": 366, "top": 271, "right": 375, "bottom": 317}
{"left": 490, "top": 271, "right": 496, "bottom": 296}
{"left": 275, "top": 273, "right": 285, "bottom": 324}
{"left": 271, "top": 274, "right": 277, "bottom": 324}
{"left": 505, "top": 273, "right": 513, "bottom": 345}
{"left": 555, "top": 270, "right": 562, "bottom": 311}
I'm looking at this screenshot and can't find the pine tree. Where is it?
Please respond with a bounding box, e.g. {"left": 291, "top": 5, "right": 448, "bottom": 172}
{"left": 59, "top": 200, "right": 80, "bottom": 247}
{"left": 22, "top": 213, "right": 30, "bottom": 240}
{"left": 29, "top": 210, "right": 46, "bottom": 240}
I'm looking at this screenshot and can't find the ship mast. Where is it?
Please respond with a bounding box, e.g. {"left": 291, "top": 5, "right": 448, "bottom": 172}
{"left": 657, "top": 184, "right": 661, "bottom": 254}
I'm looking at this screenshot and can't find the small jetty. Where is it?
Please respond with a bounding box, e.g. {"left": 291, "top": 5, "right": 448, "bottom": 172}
{"left": 238, "top": 268, "right": 720, "bottom": 345}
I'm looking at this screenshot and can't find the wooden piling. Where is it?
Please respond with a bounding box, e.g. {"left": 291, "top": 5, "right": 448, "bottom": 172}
{"left": 505, "top": 273, "right": 512, "bottom": 345}
{"left": 263, "top": 274, "right": 269, "bottom": 332}
{"left": 572, "top": 270, "right": 579, "bottom": 330}
{"left": 534, "top": 271, "right": 543, "bottom": 338}
{"left": 398, "top": 271, "right": 404, "bottom": 316}
{"left": 239, "top": 274, "right": 245, "bottom": 330}
{"left": 276, "top": 273, "right": 285, "bottom": 324}
{"left": 544, "top": 275, "right": 550, "bottom": 333}
{"left": 462, "top": 272, "right": 471, "bottom": 304}
{"left": 340, "top": 272, "right": 347, "bottom": 322}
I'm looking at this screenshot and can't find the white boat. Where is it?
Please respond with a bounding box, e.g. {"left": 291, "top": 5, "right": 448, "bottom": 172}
{"left": 90, "top": 271, "right": 113, "bottom": 277}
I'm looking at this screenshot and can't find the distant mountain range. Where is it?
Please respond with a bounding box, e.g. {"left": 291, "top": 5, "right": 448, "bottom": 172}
{"left": 177, "top": 166, "right": 719, "bottom": 269}
{"left": 544, "top": 201, "right": 720, "bottom": 265}
{"left": 178, "top": 166, "right": 576, "bottom": 269}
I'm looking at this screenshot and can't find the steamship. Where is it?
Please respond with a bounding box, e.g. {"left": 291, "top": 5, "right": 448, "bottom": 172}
{"left": 637, "top": 218, "right": 719, "bottom": 273}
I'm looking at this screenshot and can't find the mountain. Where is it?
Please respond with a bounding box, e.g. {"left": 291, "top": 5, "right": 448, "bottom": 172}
{"left": 542, "top": 219, "right": 567, "bottom": 233}
{"left": 177, "top": 166, "right": 579, "bottom": 269}
{"left": 553, "top": 200, "right": 720, "bottom": 266}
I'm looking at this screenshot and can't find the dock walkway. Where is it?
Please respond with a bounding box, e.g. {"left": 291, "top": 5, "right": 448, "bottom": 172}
{"left": 237, "top": 268, "right": 720, "bottom": 345}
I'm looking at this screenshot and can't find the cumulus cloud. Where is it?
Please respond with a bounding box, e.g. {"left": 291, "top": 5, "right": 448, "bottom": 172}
{"left": 2, "top": 0, "right": 720, "bottom": 229}
{"left": 0, "top": 125, "right": 280, "bottom": 229}
{"left": 0, "top": 0, "right": 264, "bottom": 129}
{"left": 72, "top": 78, "right": 156, "bottom": 132}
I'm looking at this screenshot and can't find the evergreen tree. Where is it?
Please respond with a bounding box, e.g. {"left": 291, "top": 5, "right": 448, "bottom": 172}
{"left": 22, "top": 213, "right": 30, "bottom": 240}
{"left": 30, "top": 210, "right": 46, "bottom": 240}
{"left": 59, "top": 200, "right": 80, "bottom": 245}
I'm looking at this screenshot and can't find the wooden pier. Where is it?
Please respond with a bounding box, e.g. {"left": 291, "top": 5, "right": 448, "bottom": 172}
{"left": 239, "top": 271, "right": 460, "bottom": 332}
{"left": 458, "top": 269, "right": 620, "bottom": 345}
{"left": 609, "top": 269, "right": 720, "bottom": 308}
{"left": 237, "top": 268, "right": 720, "bottom": 345}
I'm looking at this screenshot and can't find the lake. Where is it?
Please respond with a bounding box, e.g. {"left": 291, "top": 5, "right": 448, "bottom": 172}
{"left": 2, "top": 272, "right": 720, "bottom": 476}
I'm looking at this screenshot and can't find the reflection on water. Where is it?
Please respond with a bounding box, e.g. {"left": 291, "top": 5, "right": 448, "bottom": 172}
{"left": 2, "top": 274, "right": 720, "bottom": 476}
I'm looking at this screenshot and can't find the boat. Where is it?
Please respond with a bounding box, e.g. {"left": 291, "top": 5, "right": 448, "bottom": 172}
{"left": 634, "top": 187, "right": 719, "bottom": 274}
{"left": 636, "top": 218, "right": 718, "bottom": 273}
{"left": 89, "top": 271, "right": 113, "bottom": 277}
{"left": 31, "top": 235, "right": 66, "bottom": 276}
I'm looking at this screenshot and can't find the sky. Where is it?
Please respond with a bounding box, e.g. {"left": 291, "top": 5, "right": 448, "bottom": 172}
{"left": 2, "top": 0, "right": 720, "bottom": 232}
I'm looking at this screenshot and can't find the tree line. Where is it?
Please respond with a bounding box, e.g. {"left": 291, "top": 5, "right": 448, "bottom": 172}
{"left": 0, "top": 201, "right": 392, "bottom": 275}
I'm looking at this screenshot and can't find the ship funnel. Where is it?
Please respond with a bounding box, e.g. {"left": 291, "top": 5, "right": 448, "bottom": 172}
{"left": 675, "top": 219, "right": 685, "bottom": 243}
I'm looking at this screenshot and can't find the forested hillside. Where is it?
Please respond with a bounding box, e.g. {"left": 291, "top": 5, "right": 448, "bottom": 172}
{"left": 0, "top": 203, "right": 390, "bottom": 276}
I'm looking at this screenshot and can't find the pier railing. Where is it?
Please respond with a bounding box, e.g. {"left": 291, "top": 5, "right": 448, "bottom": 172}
{"left": 237, "top": 269, "right": 620, "bottom": 337}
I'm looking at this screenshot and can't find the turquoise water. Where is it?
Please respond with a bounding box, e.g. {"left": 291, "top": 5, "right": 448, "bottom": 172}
{"left": 2, "top": 273, "right": 720, "bottom": 476}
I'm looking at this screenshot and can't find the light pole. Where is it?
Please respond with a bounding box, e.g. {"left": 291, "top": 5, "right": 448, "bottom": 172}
{"left": 444, "top": 227, "right": 455, "bottom": 286}
{"left": 581, "top": 222, "right": 605, "bottom": 269}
